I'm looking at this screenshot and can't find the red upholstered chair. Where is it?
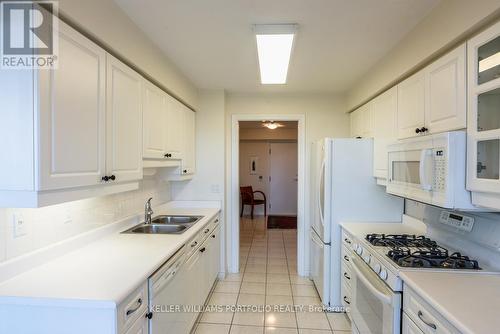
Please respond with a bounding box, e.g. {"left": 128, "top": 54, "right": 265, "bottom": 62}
{"left": 240, "top": 186, "right": 267, "bottom": 219}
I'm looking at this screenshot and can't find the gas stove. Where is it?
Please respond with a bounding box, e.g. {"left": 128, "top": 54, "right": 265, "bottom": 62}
{"left": 365, "top": 234, "right": 482, "bottom": 270}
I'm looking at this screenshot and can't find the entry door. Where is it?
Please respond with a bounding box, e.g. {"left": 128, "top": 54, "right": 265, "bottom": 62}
{"left": 269, "top": 142, "right": 298, "bottom": 215}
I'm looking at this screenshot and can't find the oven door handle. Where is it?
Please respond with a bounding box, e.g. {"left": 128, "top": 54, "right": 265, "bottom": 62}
{"left": 419, "top": 149, "right": 433, "bottom": 191}
{"left": 351, "top": 257, "right": 393, "bottom": 305}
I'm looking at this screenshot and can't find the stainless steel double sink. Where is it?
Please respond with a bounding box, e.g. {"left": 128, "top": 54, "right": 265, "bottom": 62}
{"left": 122, "top": 215, "right": 203, "bottom": 235}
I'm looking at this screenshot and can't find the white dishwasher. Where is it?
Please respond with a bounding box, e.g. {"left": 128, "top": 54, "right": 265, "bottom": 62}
{"left": 148, "top": 246, "right": 188, "bottom": 334}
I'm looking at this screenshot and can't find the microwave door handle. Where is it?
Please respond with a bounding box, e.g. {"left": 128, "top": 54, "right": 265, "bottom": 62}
{"left": 419, "top": 149, "right": 433, "bottom": 191}
{"left": 351, "top": 258, "right": 393, "bottom": 305}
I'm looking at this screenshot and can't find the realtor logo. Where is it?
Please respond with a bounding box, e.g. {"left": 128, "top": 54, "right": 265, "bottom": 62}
{"left": 1, "top": 1, "right": 58, "bottom": 69}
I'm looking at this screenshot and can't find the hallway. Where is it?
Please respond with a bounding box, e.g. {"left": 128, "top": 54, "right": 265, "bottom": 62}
{"left": 194, "top": 216, "right": 351, "bottom": 334}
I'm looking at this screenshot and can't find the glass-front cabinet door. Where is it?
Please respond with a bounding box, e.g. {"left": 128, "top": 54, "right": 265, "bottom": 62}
{"left": 467, "top": 21, "right": 500, "bottom": 208}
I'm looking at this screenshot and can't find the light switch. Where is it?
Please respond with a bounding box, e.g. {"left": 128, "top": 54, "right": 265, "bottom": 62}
{"left": 13, "top": 214, "right": 27, "bottom": 238}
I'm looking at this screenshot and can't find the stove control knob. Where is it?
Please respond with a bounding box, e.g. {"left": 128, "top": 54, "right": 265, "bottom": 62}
{"left": 356, "top": 246, "right": 363, "bottom": 255}
{"left": 379, "top": 269, "right": 388, "bottom": 281}
{"left": 373, "top": 264, "right": 381, "bottom": 274}
{"left": 363, "top": 254, "right": 371, "bottom": 263}
{"left": 352, "top": 243, "right": 358, "bottom": 251}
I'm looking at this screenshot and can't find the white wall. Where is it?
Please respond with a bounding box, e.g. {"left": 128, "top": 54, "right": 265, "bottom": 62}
{"left": 57, "top": 0, "right": 199, "bottom": 109}
{"left": 0, "top": 179, "right": 170, "bottom": 264}
{"left": 240, "top": 128, "right": 298, "bottom": 141}
{"left": 347, "top": 0, "right": 500, "bottom": 110}
{"left": 225, "top": 93, "right": 348, "bottom": 273}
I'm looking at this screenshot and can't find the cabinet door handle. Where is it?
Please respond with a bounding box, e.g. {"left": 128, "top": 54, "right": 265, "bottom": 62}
{"left": 199, "top": 247, "right": 206, "bottom": 253}
{"left": 145, "top": 312, "right": 153, "bottom": 319}
{"left": 101, "top": 176, "right": 109, "bottom": 182}
{"left": 343, "top": 296, "right": 350, "bottom": 305}
{"left": 343, "top": 272, "right": 351, "bottom": 280}
{"left": 204, "top": 228, "right": 210, "bottom": 234}
{"left": 344, "top": 238, "right": 351, "bottom": 244}
{"left": 109, "top": 175, "right": 116, "bottom": 181}
{"left": 183, "top": 169, "right": 188, "bottom": 174}
{"left": 417, "top": 311, "right": 437, "bottom": 330}
{"left": 343, "top": 255, "right": 350, "bottom": 262}
{"left": 420, "top": 127, "right": 428, "bottom": 133}
{"left": 126, "top": 298, "right": 142, "bottom": 316}
{"left": 415, "top": 127, "right": 421, "bottom": 134}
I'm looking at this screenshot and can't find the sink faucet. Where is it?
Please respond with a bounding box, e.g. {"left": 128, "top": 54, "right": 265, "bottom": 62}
{"left": 145, "top": 197, "right": 154, "bottom": 224}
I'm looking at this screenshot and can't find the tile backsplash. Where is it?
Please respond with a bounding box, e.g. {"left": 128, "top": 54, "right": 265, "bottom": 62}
{"left": 0, "top": 177, "right": 171, "bottom": 264}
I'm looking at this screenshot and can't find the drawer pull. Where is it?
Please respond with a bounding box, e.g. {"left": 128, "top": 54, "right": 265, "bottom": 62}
{"left": 199, "top": 247, "right": 206, "bottom": 253}
{"left": 204, "top": 228, "right": 210, "bottom": 233}
{"left": 211, "top": 234, "right": 216, "bottom": 238}
{"left": 191, "top": 241, "right": 198, "bottom": 248}
{"left": 126, "top": 298, "right": 143, "bottom": 316}
{"left": 145, "top": 312, "right": 153, "bottom": 319}
{"left": 343, "top": 272, "right": 351, "bottom": 280}
{"left": 343, "top": 296, "right": 350, "bottom": 305}
{"left": 418, "top": 310, "right": 437, "bottom": 330}
{"left": 343, "top": 255, "right": 350, "bottom": 262}
{"left": 344, "top": 238, "right": 351, "bottom": 244}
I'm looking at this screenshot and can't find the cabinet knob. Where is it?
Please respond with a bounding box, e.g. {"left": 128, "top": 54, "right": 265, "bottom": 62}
{"left": 211, "top": 234, "right": 216, "bottom": 238}
{"left": 420, "top": 127, "right": 428, "bottom": 133}
{"left": 199, "top": 247, "right": 206, "bottom": 253}
{"left": 415, "top": 128, "right": 421, "bottom": 134}
{"left": 101, "top": 176, "right": 109, "bottom": 182}
{"left": 183, "top": 169, "right": 187, "bottom": 174}
{"left": 164, "top": 153, "right": 172, "bottom": 158}
{"left": 145, "top": 312, "right": 153, "bottom": 320}
{"left": 109, "top": 175, "right": 116, "bottom": 181}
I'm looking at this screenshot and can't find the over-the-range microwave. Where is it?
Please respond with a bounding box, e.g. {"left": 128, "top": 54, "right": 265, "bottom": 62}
{"left": 387, "top": 131, "right": 478, "bottom": 210}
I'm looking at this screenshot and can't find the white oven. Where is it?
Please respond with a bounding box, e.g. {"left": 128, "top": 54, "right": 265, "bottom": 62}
{"left": 387, "top": 131, "right": 476, "bottom": 210}
{"left": 350, "top": 257, "right": 401, "bottom": 334}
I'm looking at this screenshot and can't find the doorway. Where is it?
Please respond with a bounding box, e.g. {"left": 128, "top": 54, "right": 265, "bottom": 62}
{"left": 229, "top": 114, "right": 306, "bottom": 276}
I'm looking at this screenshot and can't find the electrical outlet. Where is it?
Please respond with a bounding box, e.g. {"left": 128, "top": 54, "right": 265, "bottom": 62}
{"left": 12, "top": 214, "right": 27, "bottom": 238}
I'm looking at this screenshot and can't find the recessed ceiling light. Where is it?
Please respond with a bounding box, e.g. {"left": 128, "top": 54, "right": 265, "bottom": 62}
{"left": 253, "top": 24, "right": 298, "bottom": 85}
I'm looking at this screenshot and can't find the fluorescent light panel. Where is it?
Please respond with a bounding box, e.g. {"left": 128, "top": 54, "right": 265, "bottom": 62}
{"left": 254, "top": 24, "right": 297, "bottom": 84}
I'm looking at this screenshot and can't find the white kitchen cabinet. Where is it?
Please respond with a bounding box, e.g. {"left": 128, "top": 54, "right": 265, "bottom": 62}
{"left": 106, "top": 55, "right": 143, "bottom": 183}
{"left": 402, "top": 314, "right": 424, "bottom": 334}
{"left": 397, "top": 71, "right": 426, "bottom": 139}
{"left": 165, "top": 97, "right": 185, "bottom": 160}
{"left": 466, "top": 21, "right": 500, "bottom": 210}
{"left": 124, "top": 314, "right": 148, "bottom": 334}
{"left": 371, "top": 87, "right": 398, "bottom": 182}
{"left": 425, "top": 44, "right": 466, "bottom": 134}
{"left": 350, "top": 103, "right": 372, "bottom": 138}
{"left": 142, "top": 81, "right": 168, "bottom": 159}
{"left": 181, "top": 107, "right": 196, "bottom": 175}
{"left": 0, "top": 19, "right": 138, "bottom": 207}
{"left": 397, "top": 44, "right": 466, "bottom": 139}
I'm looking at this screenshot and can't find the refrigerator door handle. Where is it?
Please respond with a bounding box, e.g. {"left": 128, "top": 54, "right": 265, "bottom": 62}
{"left": 317, "top": 159, "right": 325, "bottom": 225}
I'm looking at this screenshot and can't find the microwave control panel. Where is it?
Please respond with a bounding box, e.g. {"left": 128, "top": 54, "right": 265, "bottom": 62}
{"left": 433, "top": 149, "right": 447, "bottom": 191}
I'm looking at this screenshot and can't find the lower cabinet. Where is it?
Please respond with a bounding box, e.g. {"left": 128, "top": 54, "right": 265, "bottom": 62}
{"left": 402, "top": 313, "right": 425, "bottom": 334}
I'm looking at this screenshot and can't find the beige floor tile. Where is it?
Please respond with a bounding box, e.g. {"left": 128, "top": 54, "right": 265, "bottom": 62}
{"left": 233, "top": 311, "right": 265, "bottom": 326}
{"left": 200, "top": 310, "right": 234, "bottom": 325}
{"left": 293, "top": 296, "right": 322, "bottom": 307}
{"left": 298, "top": 330, "right": 333, "bottom": 334}
{"left": 215, "top": 281, "right": 241, "bottom": 294}
{"left": 266, "top": 283, "right": 292, "bottom": 296}
{"left": 240, "top": 282, "right": 266, "bottom": 295}
{"left": 325, "top": 313, "right": 351, "bottom": 331}
{"left": 289, "top": 275, "right": 313, "bottom": 285}
{"left": 195, "top": 323, "right": 231, "bottom": 334}
{"left": 265, "top": 295, "right": 294, "bottom": 307}
{"left": 292, "top": 285, "right": 318, "bottom": 297}
{"left": 245, "top": 264, "right": 267, "bottom": 273}
{"left": 247, "top": 257, "right": 267, "bottom": 265}
{"left": 223, "top": 273, "right": 244, "bottom": 282}
{"left": 230, "top": 325, "right": 264, "bottom": 334}
{"left": 267, "top": 265, "right": 288, "bottom": 274}
{"left": 238, "top": 293, "right": 266, "bottom": 306}
{"left": 296, "top": 312, "right": 330, "bottom": 330}
{"left": 268, "top": 258, "right": 288, "bottom": 266}
{"left": 244, "top": 272, "right": 267, "bottom": 283}
{"left": 208, "top": 292, "right": 239, "bottom": 305}
{"left": 265, "top": 312, "right": 297, "bottom": 328}
{"left": 265, "top": 327, "right": 299, "bottom": 334}
{"left": 267, "top": 273, "right": 290, "bottom": 284}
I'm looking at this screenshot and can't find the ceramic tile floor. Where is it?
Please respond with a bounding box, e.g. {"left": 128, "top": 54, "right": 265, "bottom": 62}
{"left": 193, "top": 216, "right": 352, "bottom": 334}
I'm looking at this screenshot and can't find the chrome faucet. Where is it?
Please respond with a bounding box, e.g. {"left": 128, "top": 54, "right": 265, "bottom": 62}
{"left": 145, "top": 197, "right": 154, "bottom": 224}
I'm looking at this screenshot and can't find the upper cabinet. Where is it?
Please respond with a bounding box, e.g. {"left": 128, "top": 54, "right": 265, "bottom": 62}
{"left": 143, "top": 81, "right": 168, "bottom": 160}
{"left": 466, "top": 21, "right": 500, "bottom": 210}
{"left": 350, "top": 103, "right": 372, "bottom": 138}
{"left": 372, "top": 87, "right": 398, "bottom": 183}
{"left": 0, "top": 20, "right": 142, "bottom": 207}
{"left": 181, "top": 107, "right": 196, "bottom": 175}
{"left": 165, "top": 97, "right": 185, "bottom": 160}
{"left": 397, "top": 44, "right": 466, "bottom": 139}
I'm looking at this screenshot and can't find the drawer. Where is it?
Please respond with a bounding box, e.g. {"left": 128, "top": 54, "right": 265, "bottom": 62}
{"left": 403, "top": 313, "right": 424, "bottom": 334}
{"left": 404, "top": 286, "right": 459, "bottom": 334}
{"left": 341, "top": 262, "right": 352, "bottom": 287}
{"left": 117, "top": 282, "right": 148, "bottom": 333}
{"left": 341, "top": 245, "right": 352, "bottom": 267}
{"left": 341, "top": 279, "right": 351, "bottom": 311}
{"left": 342, "top": 229, "right": 353, "bottom": 248}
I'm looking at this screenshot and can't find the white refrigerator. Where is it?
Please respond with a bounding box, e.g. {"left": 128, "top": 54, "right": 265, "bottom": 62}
{"left": 309, "top": 138, "right": 403, "bottom": 308}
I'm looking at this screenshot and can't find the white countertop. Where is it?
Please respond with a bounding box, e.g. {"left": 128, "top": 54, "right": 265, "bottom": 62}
{"left": 0, "top": 204, "right": 220, "bottom": 307}
{"left": 401, "top": 271, "right": 500, "bottom": 334}
{"left": 340, "top": 215, "right": 426, "bottom": 238}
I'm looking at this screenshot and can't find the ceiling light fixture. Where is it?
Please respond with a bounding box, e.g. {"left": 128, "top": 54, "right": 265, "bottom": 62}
{"left": 253, "top": 24, "right": 298, "bottom": 84}
{"left": 262, "top": 121, "right": 283, "bottom": 130}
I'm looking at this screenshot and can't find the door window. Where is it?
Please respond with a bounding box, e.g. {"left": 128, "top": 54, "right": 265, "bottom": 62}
{"left": 392, "top": 161, "right": 420, "bottom": 185}
{"left": 477, "top": 139, "right": 500, "bottom": 179}
{"left": 478, "top": 36, "right": 500, "bottom": 85}
{"left": 478, "top": 88, "right": 500, "bottom": 132}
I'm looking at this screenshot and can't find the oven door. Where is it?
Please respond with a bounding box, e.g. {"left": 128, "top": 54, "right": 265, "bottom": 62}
{"left": 350, "top": 257, "right": 401, "bottom": 334}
